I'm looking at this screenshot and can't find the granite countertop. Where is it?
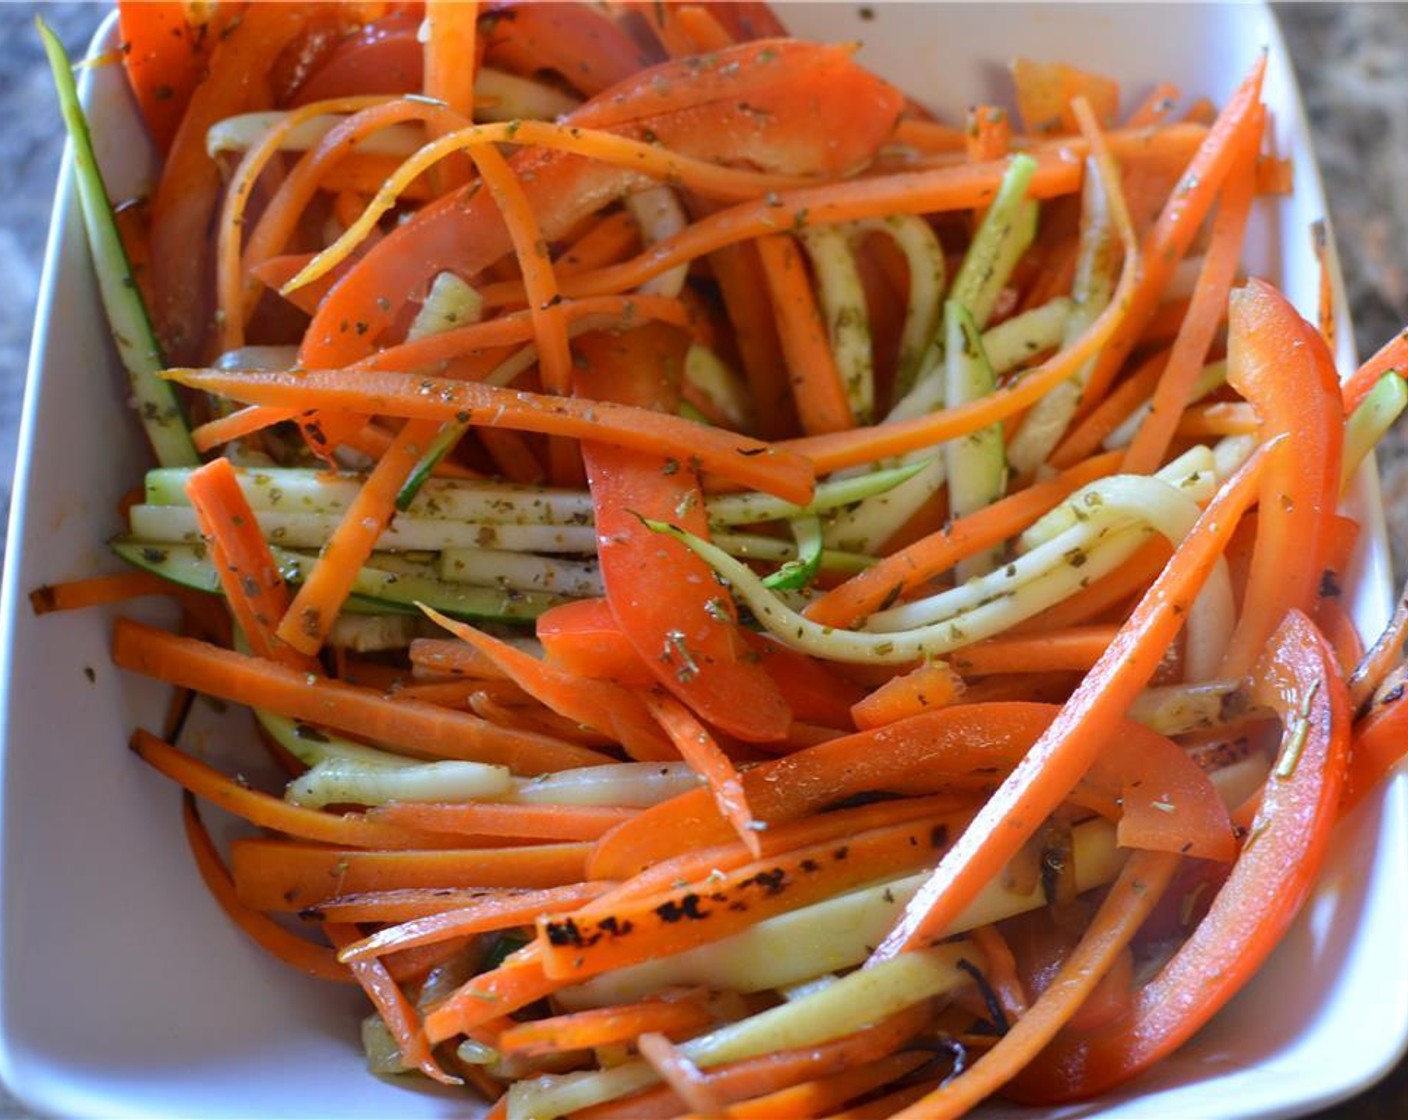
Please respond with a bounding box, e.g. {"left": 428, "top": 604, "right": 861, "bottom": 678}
{"left": 1, "top": 3, "right": 1406, "bottom": 1118}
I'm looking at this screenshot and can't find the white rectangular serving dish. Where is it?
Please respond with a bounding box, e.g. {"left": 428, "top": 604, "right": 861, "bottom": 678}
{"left": 1, "top": 4, "right": 1404, "bottom": 1118}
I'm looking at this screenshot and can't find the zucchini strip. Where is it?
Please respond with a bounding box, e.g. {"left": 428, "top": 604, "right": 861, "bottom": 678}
{"left": 39, "top": 19, "right": 197, "bottom": 467}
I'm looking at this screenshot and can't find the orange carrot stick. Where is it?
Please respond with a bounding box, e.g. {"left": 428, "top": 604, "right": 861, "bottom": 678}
{"left": 851, "top": 662, "right": 965, "bottom": 731}
{"left": 335, "top": 882, "right": 617, "bottom": 963}
{"left": 113, "top": 619, "right": 613, "bottom": 772}
{"left": 1077, "top": 56, "right": 1266, "bottom": 413}
{"left": 1048, "top": 350, "right": 1169, "bottom": 469}
{"left": 276, "top": 418, "right": 442, "bottom": 655}
{"left": 948, "top": 626, "right": 1120, "bottom": 676}
{"left": 163, "top": 366, "right": 816, "bottom": 504}
{"left": 419, "top": 606, "right": 676, "bottom": 761}
{"left": 29, "top": 570, "right": 183, "bottom": 614}
{"left": 1122, "top": 134, "right": 1256, "bottom": 474}
{"left": 184, "top": 457, "right": 319, "bottom": 671}
{"left": 644, "top": 691, "right": 761, "bottom": 857}
{"left": 755, "top": 233, "right": 854, "bottom": 433}
{"left": 498, "top": 995, "right": 715, "bottom": 1056}
{"left": 369, "top": 801, "right": 637, "bottom": 842}
{"left": 181, "top": 795, "right": 352, "bottom": 984}
{"left": 325, "top": 923, "right": 458, "bottom": 1085}
{"left": 309, "top": 883, "right": 612, "bottom": 924}
{"left": 536, "top": 813, "right": 958, "bottom": 982}
{"left": 231, "top": 839, "right": 591, "bottom": 911}
{"left": 424, "top": 0, "right": 478, "bottom": 127}
{"left": 132, "top": 729, "right": 464, "bottom": 850}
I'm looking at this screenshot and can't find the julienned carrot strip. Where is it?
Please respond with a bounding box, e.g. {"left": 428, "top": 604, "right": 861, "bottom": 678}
{"left": 557, "top": 211, "right": 642, "bottom": 276}
{"left": 1122, "top": 136, "right": 1256, "bottom": 474}
{"left": 466, "top": 143, "right": 572, "bottom": 395}
{"left": 591, "top": 794, "right": 969, "bottom": 907}
{"left": 1012, "top": 58, "right": 1119, "bottom": 136}
{"left": 1015, "top": 538, "right": 1172, "bottom": 635}
{"left": 676, "top": 5, "right": 736, "bottom": 52}
{"left": 180, "top": 795, "right": 352, "bottom": 985}
{"left": 424, "top": 0, "right": 478, "bottom": 128}
{"left": 643, "top": 691, "right": 761, "bottom": 857}
{"left": 708, "top": 241, "right": 796, "bottom": 439}
{"left": 184, "top": 457, "right": 318, "bottom": 671}
{"left": 1048, "top": 351, "right": 1169, "bottom": 469}
{"left": 335, "top": 882, "right": 617, "bottom": 963}
{"left": 425, "top": 958, "right": 560, "bottom": 1043}
{"left": 421, "top": 794, "right": 963, "bottom": 1039}
{"left": 869, "top": 438, "right": 1274, "bottom": 962}
{"left": 419, "top": 606, "right": 675, "bottom": 761}
{"left": 1342, "top": 328, "right": 1408, "bottom": 411}
{"left": 243, "top": 98, "right": 470, "bottom": 305}
{"left": 1122, "top": 82, "right": 1181, "bottom": 129}
{"left": 132, "top": 729, "right": 462, "bottom": 850}
{"left": 29, "top": 570, "right": 180, "bottom": 614}
{"left": 369, "top": 801, "right": 637, "bottom": 841}
{"left": 409, "top": 637, "right": 511, "bottom": 680}
{"left": 574, "top": 1004, "right": 932, "bottom": 1120}
{"left": 310, "top": 884, "right": 607, "bottom": 924}
{"left": 805, "top": 450, "right": 1123, "bottom": 628}
{"left": 468, "top": 692, "right": 618, "bottom": 748}
{"left": 893, "top": 118, "right": 968, "bottom": 153}
{"left": 1076, "top": 56, "right": 1266, "bottom": 413}
{"left": 967, "top": 105, "right": 1012, "bottom": 164}
{"left": 325, "top": 923, "right": 457, "bottom": 1085}
{"left": 274, "top": 418, "right": 441, "bottom": 654}
{"left": 112, "top": 619, "right": 612, "bottom": 773}
{"left": 498, "top": 995, "right": 715, "bottom": 1056}
{"left": 1173, "top": 402, "right": 1259, "bottom": 438}
{"left": 162, "top": 366, "right": 815, "bottom": 504}
{"left": 216, "top": 94, "right": 391, "bottom": 352}
{"left": 948, "top": 626, "right": 1120, "bottom": 676}
{"left": 896, "top": 850, "right": 1179, "bottom": 1120}
{"left": 967, "top": 923, "right": 1028, "bottom": 1022}
{"left": 851, "top": 662, "right": 965, "bottom": 731}
{"left": 719, "top": 1053, "right": 929, "bottom": 1120}
{"left": 350, "top": 295, "right": 689, "bottom": 374}
{"left": 756, "top": 233, "right": 854, "bottom": 434}
{"left": 231, "top": 839, "right": 591, "bottom": 912}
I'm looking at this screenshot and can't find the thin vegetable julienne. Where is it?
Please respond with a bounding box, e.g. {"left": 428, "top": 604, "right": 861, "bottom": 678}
{"left": 870, "top": 437, "right": 1275, "bottom": 962}
{"left": 62, "top": 9, "right": 1408, "bottom": 1116}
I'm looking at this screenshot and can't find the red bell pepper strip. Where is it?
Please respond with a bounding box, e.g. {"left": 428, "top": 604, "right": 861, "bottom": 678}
{"left": 149, "top": 3, "right": 323, "bottom": 362}
{"left": 572, "top": 326, "right": 792, "bottom": 743}
{"left": 588, "top": 700, "right": 1233, "bottom": 881}
{"left": 117, "top": 2, "right": 240, "bottom": 154}
{"left": 1219, "top": 279, "right": 1345, "bottom": 678}
{"left": 867, "top": 438, "right": 1275, "bottom": 964}
{"left": 298, "top": 39, "right": 903, "bottom": 367}
{"left": 1008, "top": 610, "right": 1350, "bottom": 1102}
{"left": 291, "top": 7, "right": 425, "bottom": 105}
{"left": 1341, "top": 685, "right": 1408, "bottom": 814}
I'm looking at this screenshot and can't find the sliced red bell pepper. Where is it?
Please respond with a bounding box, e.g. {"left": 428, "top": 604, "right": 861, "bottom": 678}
{"left": 1219, "top": 279, "right": 1344, "bottom": 677}
{"left": 1341, "top": 685, "right": 1408, "bottom": 814}
{"left": 571, "top": 327, "right": 792, "bottom": 744}
{"left": 117, "top": 1, "right": 242, "bottom": 154}
{"left": 1008, "top": 610, "right": 1350, "bottom": 1102}
{"left": 290, "top": 7, "right": 426, "bottom": 105}
{"left": 588, "top": 700, "right": 1233, "bottom": 881}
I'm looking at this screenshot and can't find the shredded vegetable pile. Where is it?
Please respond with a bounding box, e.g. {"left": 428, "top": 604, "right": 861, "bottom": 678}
{"left": 33, "top": 2, "right": 1408, "bottom": 1116}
